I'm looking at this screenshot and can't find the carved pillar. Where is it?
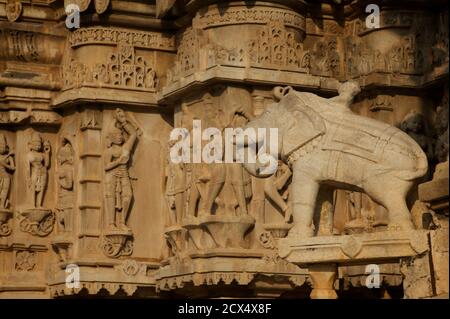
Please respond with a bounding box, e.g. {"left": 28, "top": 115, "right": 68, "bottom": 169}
{"left": 77, "top": 107, "right": 103, "bottom": 258}
{"left": 309, "top": 264, "right": 338, "bottom": 299}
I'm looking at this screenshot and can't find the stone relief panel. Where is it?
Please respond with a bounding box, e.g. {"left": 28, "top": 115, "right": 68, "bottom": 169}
{"left": 237, "top": 82, "right": 428, "bottom": 238}
{"left": 18, "top": 132, "right": 55, "bottom": 237}
{"left": 102, "top": 108, "right": 140, "bottom": 258}
{"left": 60, "top": 27, "right": 176, "bottom": 96}
{"left": 167, "top": 4, "right": 309, "bottom": 84}
{"left": 310, "top": 36, "right": 341, "bottom": 77}
{"left": 433, "top": 86, "right": 449, "bottom": 163}
{"left": 193, "top": 4, "right": 306, "bottom": 30}
{"left": 0, "top": 133, "right": 15, "bottom": 237}
{"left": 62, "top": 44, "right": 158, "bottom": 91}
{"left": 0, "top": 29, "right": 39, "bottom": 63}
{"left": 68, "top": 27, "right": 176, "bottom": 51}
{"left": 0, "top": 0, "right": 447, "bottom": 299}
{"left": 344, "top": 34, "right": 427, "bottom": 78}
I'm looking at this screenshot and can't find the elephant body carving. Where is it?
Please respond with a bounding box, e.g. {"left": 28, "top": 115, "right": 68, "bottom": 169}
{"left": 239, "top": 82, "right": 428, "bottom": 238}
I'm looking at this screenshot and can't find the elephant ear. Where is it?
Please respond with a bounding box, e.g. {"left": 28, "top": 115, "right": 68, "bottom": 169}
{"left": 279, "top": 93, "right": 326, "bottom": 156}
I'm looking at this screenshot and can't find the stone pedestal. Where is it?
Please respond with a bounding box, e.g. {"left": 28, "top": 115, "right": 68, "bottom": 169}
{"left": 0, "top": 209, "right": 13, "bottom": 236}
{"left": 101, "top": 229, "right": 134, "bottom": 258}
{"left": 279, "top": 230, "right": 430, "bottom": 298}
{"left": 19, "top": 208, "right": 55, "bottom": 237}
{"left": 309, "top": 264, "right": 338, "bottom": 299}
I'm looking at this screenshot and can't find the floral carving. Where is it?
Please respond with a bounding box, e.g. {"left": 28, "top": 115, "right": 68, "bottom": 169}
{"left": 62, "top": 45, "right": 158, "bottom": 91}
{"left": 6, "top": 0, "right": 22, "bottom": 22}
{"left": 15, "top": 251, "right": 36, "bottom": 271}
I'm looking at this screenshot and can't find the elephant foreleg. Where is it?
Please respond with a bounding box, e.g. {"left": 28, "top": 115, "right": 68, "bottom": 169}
{"left": 289, "top": 171, "right": 320, "bottom": 238}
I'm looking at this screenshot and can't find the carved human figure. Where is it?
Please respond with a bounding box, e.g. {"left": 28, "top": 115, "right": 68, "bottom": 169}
{"left": 56, "top": 138, "right": 74, "bottom": 232}
{"left": 400, "top": 110, "right": 434, "bottom": 161}
{"left": 237, "top": 82, "right": 428, "bottom": 237}
{"left": 389, "top": 46, "right": 403, "bottom": 73}
{"left": 343, "top": 191, "right": 365, "bottom": 230}
{"left": 0, "top": 134, "right": 15, "bottom": 209}
{"left": 104, "top": 108, "right": 137, "bottom": 230}
{"left": 434, "top": 90, "right": 449, "bottom": 162}
{"left": 165, "top": 140, "right": 186, "bottom": 225}
{"left": 328, "top": 81, "right": 361, "bottom": 111}
{"left": 179, "top": 107, "right": 210, "bottom": 218}
{"left": 264, "top": 161, "right": 292, "bottom": 222}
{"left": 225, "top": 105, "right": 253, "bottom": 216}
{"left": 27, "top": 133, "right": 50, "bottom": 208}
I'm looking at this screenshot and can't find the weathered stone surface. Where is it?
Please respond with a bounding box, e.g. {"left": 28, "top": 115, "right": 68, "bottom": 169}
{"left": 0, "top": 0, "right": 447, "bottom": 299}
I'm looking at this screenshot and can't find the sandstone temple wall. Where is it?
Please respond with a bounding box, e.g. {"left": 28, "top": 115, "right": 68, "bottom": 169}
{"left": 0, "top": 0, "right": 448, "bottom": 299}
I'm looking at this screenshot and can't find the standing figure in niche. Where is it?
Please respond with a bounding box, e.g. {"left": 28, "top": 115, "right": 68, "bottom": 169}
{"left": 225, "top": 104, "right": 253, "bottom": 216}
{"left": 0, "top": 134, "right": 15, "bottom": 209}
{"left": 180, "top": 107, "right": 210, "bottom": 218}
{"left": 165, "top": 139, "right": 186, "bottom": 225}
{"left": 400, "top": 110, "right": 434, "bottom": 161}
{"left": 343, "top": 191, "right": 365, "bottom": 231}
{"left": 198, "top": 98, "right": 230, "bottom": 216}
{"left": 56, "top": 138, "right": 74, "bottom": 232}
{"left": 104, "top": 108, "right": 137, "bottom": 230}
{"left": 27, "top": 132, "right": 51, "bottom": 208}
{"left": 389, "top": 46, "right": 403, "bottom": 73}
{"left": 434, "top": 91, "right": 449, "bottom": 162}
{"left": 264, "top": 161, "right": 292, "bottom": 222}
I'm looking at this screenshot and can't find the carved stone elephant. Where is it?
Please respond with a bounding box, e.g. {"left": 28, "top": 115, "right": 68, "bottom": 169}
{"left": 237, "top": 84, "right": 428, "bottom": 237}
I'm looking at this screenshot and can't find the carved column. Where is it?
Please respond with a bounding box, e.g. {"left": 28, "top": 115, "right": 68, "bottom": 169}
{"left": 78, "top": 107, "right": 103, "bottom": 258}
{"left": 309, "top": 264, "right": 338, "bottom": 299}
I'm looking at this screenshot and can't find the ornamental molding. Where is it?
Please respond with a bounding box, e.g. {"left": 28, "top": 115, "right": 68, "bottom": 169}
{"left": 68, "top": 27, "right": 176, "bottom": 52}
{"left": 194, "top": 5, "right": 306, "bottom": 31}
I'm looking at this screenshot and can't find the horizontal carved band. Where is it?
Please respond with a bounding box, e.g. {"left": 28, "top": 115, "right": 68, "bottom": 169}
{"left": 68, "top": 27, "right": 176, "bottom": 52}
{"left": 195, "top": 6, "right": 306, "bottom": 31}
{"left": 0, "top": 110, "right": 61, "bottom": 125}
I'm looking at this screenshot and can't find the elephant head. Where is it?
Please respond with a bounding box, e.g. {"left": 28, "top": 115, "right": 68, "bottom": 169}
{"left": 236, "top": 87, "right": 326, "bottom": 177}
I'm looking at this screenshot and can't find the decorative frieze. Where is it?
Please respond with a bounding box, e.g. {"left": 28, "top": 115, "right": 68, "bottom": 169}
{"left": 345, "top": 34, "right": 426, "bottom": 77}
{"left": 15, "top": 250, "right": 36, "bottom": 271}
{"left": 194, "top": 5, "right": 306, "bottom": 31}
{"left": 62, "top": 45, "right": 158, "bottom": 91}
{"left": 168, "top": 22, "right": 310, "bottom": 83}
{"left": 0, "top": 0, "right": 447, "bottom": 300}
{"left": 0, "top": 110, "right": 61, "bottom": 125}
{"left": 0, "top": 29, "right": 39, "bottom": 62}
{"left": 68, "top": 27, "right": 176, "bottom": 52}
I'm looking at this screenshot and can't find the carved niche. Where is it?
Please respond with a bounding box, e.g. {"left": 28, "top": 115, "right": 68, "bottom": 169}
{"left": 19, "top": 132, "right": 55, "bottom": 237}
{"left": 55, "top": 137, "right": 75, "bottom": 234}
{"left": 102, "top": 108, "right": 140, "bottom": 258}
{"left": 0, "top": 133, "right": 15, "bottom": 237}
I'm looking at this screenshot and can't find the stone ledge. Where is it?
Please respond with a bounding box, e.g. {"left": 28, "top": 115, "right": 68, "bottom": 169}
{"left": 52, "top": 87, "right": 160, "bottom": 108}
{"left": 278, "top": 230, "right": 429, "bottom": 265}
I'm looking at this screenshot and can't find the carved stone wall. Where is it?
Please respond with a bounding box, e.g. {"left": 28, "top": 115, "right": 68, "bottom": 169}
{"left": 0, "top": 0, "right": 448, "bottom": 299}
